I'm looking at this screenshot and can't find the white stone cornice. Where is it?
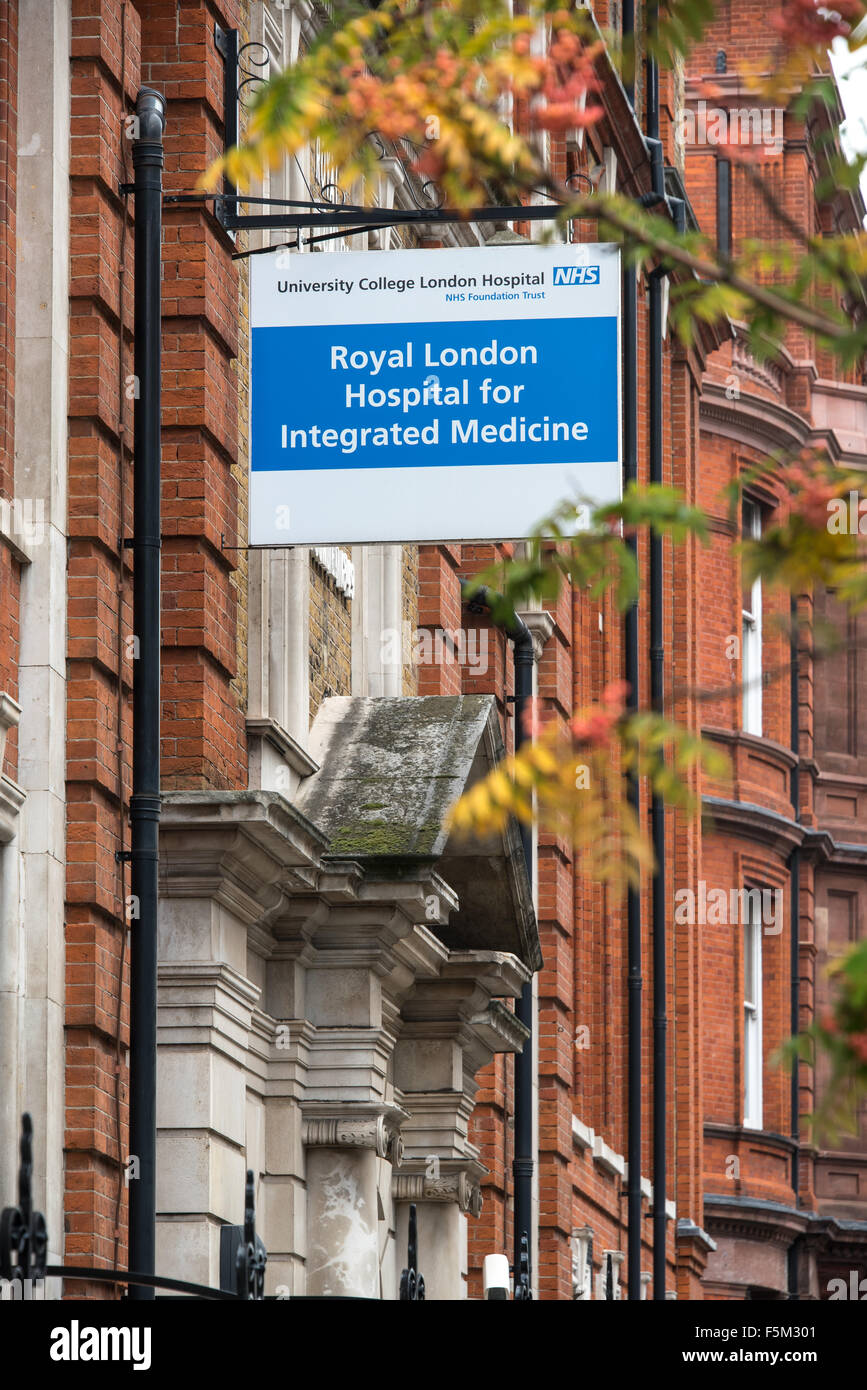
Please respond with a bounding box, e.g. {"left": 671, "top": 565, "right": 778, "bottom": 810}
{"left": 159, "top": 791, "right": 328, "bottom": 929}
{"left": 398, "top": 951, "right": 529, "bottom": 1030}
{"left": 157, "top": 960, "right": 261, "bottom": 1010}
{"left": 302, "top": 872, "right": 458, "bottom": 963}
{"left": 356, "top": 869, "right": 459, "bottom": 924}
{"left": 246, "top": 717, "right": 320, "bottom": 778}
{"left": 391, "top": 923, "right": 450, "bottom": 986}
{"left": 156, "top": 961, "right": 263, "bottom": 1070}
{"left": 443, "top": 950, "right": 531, "bottom": 1000}
{"left": 468, "top": 999, "right": 530, "bottom": 1056}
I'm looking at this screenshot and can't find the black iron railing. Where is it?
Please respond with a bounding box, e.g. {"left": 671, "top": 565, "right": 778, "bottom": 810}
{"left": 1, "top": 1116, "right": 265, "bottom": 1301}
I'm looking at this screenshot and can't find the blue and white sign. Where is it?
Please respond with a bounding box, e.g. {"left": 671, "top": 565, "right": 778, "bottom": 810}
{"left": 250, "top": 242, "right": 620, "bottom": 544}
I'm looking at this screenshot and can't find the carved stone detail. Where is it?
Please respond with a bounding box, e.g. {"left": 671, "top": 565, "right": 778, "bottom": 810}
{"left": 303, "top": 1114, "right": 390, "bottom": 1158}
{"left": 392, "top": 1168, "right": 482, "bottom": 1215}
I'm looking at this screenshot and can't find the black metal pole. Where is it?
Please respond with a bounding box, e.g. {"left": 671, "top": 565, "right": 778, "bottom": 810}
{"left": 649, "top": 250, "right": 667, "bottom": 1299}
{"left": 645, "top": 0, "right": 670, "bottom": 1291}
{"left": 620, "top": 0, "right": 643, "bottom": 1304}
{"left": 789, "top": 595, "right": 801, "bottom": 1289}
{"left": 646, "top": 137, "right": 668, "bottom": 1302}
{"left": 129, "top": 87, "right": 166, "bottom": 1299}
{"left": 623, "top": 254, "right": 643, "bottom": 1304}
{"left": 460, "top": 581, "right": 535, "bottom": 1298}
{"left": 512, "top": 622, "right": 535, "bottom": 1299}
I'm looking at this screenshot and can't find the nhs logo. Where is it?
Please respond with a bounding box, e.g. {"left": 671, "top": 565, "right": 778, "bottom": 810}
{"left": 553, "top": 265, "right": 600, "bottom": 286}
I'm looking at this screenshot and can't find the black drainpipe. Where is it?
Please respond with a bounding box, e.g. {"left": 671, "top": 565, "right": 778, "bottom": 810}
{"left": 622, "top": 233, "right": 643, "bottom": 1304}
{"left": 621, "top": 0, "right": 644, "bottom": 1304}
{"left": 788, "top": 596, "right": 801, "bottom": 1297}
{"left": 128, "top": 87, "right": 166, "bottom": 1298}
{"left": 646, "top": 18, "right": 670, "bottom": 1293}
{"left": 461, "top": 581, "right": 535, "bottom": 1298}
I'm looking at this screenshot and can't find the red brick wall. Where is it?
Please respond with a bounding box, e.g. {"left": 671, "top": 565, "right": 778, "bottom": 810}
{"left": 65, "top": 0, "right": 141, "bottom": 1287}
{"left": 50, "top": 0, "right": 864, "bottom": 1300}
{"left": 680, "top": 1, "right": 867, "bottom": 1286}
{"left": 143, "top": 0, "right": 246, "bottom": 790}
{"left": 416, "top": 296, "right": 707, "bottom": 1300}
{"left": 64, "top": 0, "right": 247, "bottom": 1286}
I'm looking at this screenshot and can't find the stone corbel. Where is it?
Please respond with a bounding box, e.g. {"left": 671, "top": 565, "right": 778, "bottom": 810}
{"left": 392, "top": 1163, "right": 483, "bottom": 1218}
{"left": 302, "top": 1104, "right": 407, "bottom": 1166}
{"left": 303, "top": 1114, "right": 389, "bottom": 1157}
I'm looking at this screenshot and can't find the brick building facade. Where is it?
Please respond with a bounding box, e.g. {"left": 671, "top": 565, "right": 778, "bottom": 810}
{"left": 0, "top": 0, "right": 865, "bottom": 1300}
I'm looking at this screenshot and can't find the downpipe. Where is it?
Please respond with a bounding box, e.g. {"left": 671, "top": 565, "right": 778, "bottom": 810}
{"left": 460, "top": 581, "right": 535, "bottom": 1298}
{"left": 128, "top": 86, "right": 166, "bottom": 1299}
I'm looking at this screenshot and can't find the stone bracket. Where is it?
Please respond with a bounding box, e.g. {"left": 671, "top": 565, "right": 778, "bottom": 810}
{"left": 302, "top": 1103, "right": 408, "bottom": 1166}
{"left": 392, "top": 1161, "right": 483, "bottom": 1217}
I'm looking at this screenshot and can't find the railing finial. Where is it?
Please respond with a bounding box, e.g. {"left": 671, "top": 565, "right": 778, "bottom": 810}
{"left": 0, "top": 1113, "right": 48, "bottom": 1283}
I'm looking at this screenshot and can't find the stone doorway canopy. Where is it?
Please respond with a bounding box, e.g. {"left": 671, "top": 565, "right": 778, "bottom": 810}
{"left": 296, "top": 693, "right": 541, "bottom": 970}
{"left": 155, "top": 691, "right": 540, "bottom": 1296}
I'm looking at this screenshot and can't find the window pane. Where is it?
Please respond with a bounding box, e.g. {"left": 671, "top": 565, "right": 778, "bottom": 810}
{"left": 741, "top": 503, "right": 762, "bottom": 735}
{"left": 744, "top": 902, "right": 763, "bottom": 1129}
{"left": 742, "top": 501, "right": 760, "bottom": 611}
{"left": 745, "top": 916, "right": 756, "bottom": 1003}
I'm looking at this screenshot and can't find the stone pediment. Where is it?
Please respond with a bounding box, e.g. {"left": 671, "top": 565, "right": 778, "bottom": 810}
{"left": 296, "top": 694, "right": 541, "bottom": 971}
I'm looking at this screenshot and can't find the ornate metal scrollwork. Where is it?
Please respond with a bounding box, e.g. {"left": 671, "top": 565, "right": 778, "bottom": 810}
{"left": 238, "top": 41, "right": 271, "bottom": 109}
{"left": 565, "top": 170, "right": 595, "bottom": 196}
{"left": 367, "top": 131, "right": 446, "bottom": 212}
{"left": 309, "top": 139, "right": 349, "bottom": 207}
{"left": 0, "top": 1114, "right": 48, "bottom": 1283}
{"left": 399, "top": 1202, "right": 425, "bottom": 1301}
{"left": 235, "top": 1168, "right": 267, "bottom": 1300}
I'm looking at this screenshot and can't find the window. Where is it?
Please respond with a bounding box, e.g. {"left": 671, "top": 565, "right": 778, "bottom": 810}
{"left": 742, "top": 499, "right": 762, "bottom": 736}
{"left": 743, "top": 891, "right": 763, "bottom": 1129}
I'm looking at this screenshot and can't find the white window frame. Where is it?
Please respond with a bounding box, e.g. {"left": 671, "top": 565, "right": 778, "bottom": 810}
{"left": 743, "top": 890, "right": 763, "bottom": 1130}
{"left": 742, "top": 499, "right": 763, "bottom": 736}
